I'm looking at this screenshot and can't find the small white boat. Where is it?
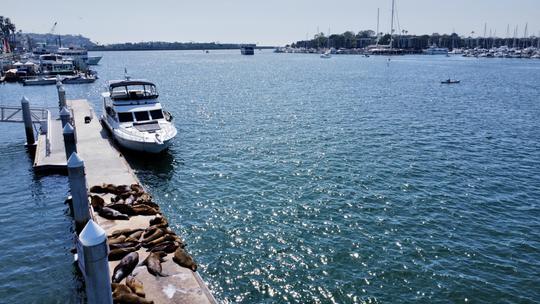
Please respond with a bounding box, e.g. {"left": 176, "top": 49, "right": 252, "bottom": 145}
{"left": 441, "top": 79, "right": 460, "bottom": 84}
{"left": 22, "top": 76, "right": 59, "bottom": 86}
{"left": 320, "top": 50, "right": 332, "bottom": 59}
{"left": 101, "top": 76, "right": 177, "bottom": 153}
{"left": 62, "top": 74, "right": 98, "bottom": 84}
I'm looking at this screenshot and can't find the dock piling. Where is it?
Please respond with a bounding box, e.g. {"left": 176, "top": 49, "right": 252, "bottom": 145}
{"left": 21, "top": 96, "right": 35, "bottom": 146}
{"left": 67, "top": 152, "right": 90, "bottom": 231}
{"left": 63, "top": 123, "right": 77, "bottom": 161}
{"left": 60, "top": 107, "right": 71, "bottom": 128}
{"left": 58, "top": 86, "right": 66, "bottom": 110}
{"left": 78, "top": 219, "right": 113, "bottom": 304}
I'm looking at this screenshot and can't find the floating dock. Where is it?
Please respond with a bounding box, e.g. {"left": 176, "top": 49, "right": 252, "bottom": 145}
{"left": 67, "top": 99, "right": 216, "bottom": 303}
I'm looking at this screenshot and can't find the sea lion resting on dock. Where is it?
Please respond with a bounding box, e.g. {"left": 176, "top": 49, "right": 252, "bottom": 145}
{"left": 148, "top": 241, "right": 182, "bottom": 253}
{"left": 142, "top": 251, "right": 168, "bottom": 277}
{"left": 112, "top": 252, "right": 139, "bottom": 283}
{"left": 90, "top": 183, "right": 130, "bottom": 195}
{"left": 126, "top": 275, "right": 145, "bottom": 298}
{"left": 98, "top": 206, "right": 129, "bottom": 220}
{"left": 109, "top": 245, "right": 140, "bottom": 261}
{"left": 110, "top": 228, "right": 143, "bottom": 238}
{"left": 112, "top": 282, "right": 153, "bottom": 304}
{"left": 173, "top": 248, "right": 197, "bottom": 272}
{"left": 106, "top": 203, "right": 136, "bottom": 216}
{"left": 89, "top": 195, "right": 105, "bottom": 210}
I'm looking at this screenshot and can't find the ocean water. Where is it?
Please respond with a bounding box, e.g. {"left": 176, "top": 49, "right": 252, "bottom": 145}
{"left": 0, "top": 50, "right": 539, "bottom": 303}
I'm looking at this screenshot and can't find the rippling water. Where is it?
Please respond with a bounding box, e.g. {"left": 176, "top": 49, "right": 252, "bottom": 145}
{"left": 1, "top": 51, "right": 539, "bottom": 303}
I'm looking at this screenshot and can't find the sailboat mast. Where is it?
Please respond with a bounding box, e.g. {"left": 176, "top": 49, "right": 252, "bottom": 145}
{"left": 376, "top": 8, "right": 380, "bottom": 46}
{"left": 390, "top": 0, "right": 395, "bottom": 49}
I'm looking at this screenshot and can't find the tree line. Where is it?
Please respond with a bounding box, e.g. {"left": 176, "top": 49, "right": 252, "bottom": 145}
{"left": 291, "top": 30, "right": 540, "bottom": 50}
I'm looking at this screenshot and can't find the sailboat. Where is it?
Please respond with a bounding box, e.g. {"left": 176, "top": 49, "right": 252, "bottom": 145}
{"left": 320, "top": 28, "right": 332, "bottom": 58}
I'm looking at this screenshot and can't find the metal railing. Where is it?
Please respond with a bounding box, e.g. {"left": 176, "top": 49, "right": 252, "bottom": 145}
{"left": 0, "top": 105, "right": 49, "bottom": 123}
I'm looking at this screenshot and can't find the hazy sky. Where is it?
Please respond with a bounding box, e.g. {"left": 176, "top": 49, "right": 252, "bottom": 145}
{"left": 4, "top": 0, "right": 540, "bottom": 45}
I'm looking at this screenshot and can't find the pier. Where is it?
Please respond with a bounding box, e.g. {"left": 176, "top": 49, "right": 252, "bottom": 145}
{"left": 2, "top": 91, "right": 216, "bottom": 303}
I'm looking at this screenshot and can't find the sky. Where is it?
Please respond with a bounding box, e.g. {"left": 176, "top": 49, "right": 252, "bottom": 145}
{"left": 3, "top": 0, "right": 540, "bottom": 45}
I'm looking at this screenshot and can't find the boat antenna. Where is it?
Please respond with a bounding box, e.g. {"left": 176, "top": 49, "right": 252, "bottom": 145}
{"left": 124, "top": 68, "right": 131, "bottom": 80}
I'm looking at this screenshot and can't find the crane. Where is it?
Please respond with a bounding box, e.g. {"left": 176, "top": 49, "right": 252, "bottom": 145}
{"left": 47, "top": 22, "right": 59, "bottom": 46}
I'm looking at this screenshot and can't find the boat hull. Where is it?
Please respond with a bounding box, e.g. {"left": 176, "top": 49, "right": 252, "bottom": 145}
{"left": 87, "top": 56, "right": 102, "bottom": 65}
{"left": 101, "top": 116, "right": 173, "bottom": 154}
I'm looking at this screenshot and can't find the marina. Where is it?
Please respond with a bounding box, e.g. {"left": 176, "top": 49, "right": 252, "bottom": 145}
{"left": 1, "top": 2, "right": 540, "bottom": 303}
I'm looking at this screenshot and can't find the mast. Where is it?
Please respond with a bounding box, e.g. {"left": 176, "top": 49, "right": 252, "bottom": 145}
{"left": 390, "top": 0, "right": 395, "bottom": 49}
{"left": 376, "top": 8, "right": 380, "bottom": 46}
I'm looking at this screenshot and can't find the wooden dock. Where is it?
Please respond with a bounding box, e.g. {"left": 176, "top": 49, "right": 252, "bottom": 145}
{"left": 65, "top": 99, "right": 216, "bottom": 303}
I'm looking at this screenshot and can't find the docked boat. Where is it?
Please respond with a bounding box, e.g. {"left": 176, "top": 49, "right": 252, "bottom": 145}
{"left": 441, "top": 79, "right": 460, "bottom": 84}
{"left": 320, "top": 50, "right": 332, "bottom": 58}
{"left": 22, "top": 75, "right": 58, "bottom": 86}
{"left": 62, "top": 73, "right": 98, "bottom": 84}
{"left": 424, "top": 45, "right": 449, "bottom": 55}
{"left": 100, "top": 77, "right": 177, "bottom": 153}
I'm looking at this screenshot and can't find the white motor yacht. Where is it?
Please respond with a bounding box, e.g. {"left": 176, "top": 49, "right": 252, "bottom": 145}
{"left": 101, "top": 77, "right": 177, "bottom": 153}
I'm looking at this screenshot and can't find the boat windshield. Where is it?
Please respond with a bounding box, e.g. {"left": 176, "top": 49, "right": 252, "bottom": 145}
{"left": 118, "top": 112, "right": 134, "bottom": 123}
{"left": 110, "top": 84, "right": 158, "bottom": 100}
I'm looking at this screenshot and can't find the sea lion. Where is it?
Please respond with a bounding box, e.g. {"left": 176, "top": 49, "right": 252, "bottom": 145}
{"left": 111, "top": 283, "right": 132, "bottom": 294}
{"left": 173, "top": 248, "right": 197, "bottom": 271}
{"left": 109, "top": 242, "right": 139, "bottom": 250}
{"left": 135, "top": 200, "right": 160, "bottom": 210}
{"left": 137, "top": 193, "right": 152, "bottom": 203}
{"left": 148, "top": 241, "right": 181, "bottom": 253}
{"left": 90, "top": 195, "right": 105, "bottom": 210}
{"left": 128, "top": 230, "right": 143, "bottom": 241}
{"left": 108, "top": 235, "right": 127, "bottom": 245}
{"left": 149, "top": 216, "right": 166, "bottom": 226}
{"left": 98, "top": 207, "right": 129, "bottom": 220}
{"left": 111, "top": 184, "right": 130, "bottom": 195}
{"left": 143, "top": 234, "right": 178, "bottom": 248}
{"left": 124, "top": 195, "right": 136, "bottom": 205}
{"left": 126, "top": 275, "right": 145, "bottom": 298}
{"left": 89, "top": 184, "right": 108, "bottom": 194}
{"left": 106, "top": 203, "right": 135, "bottom": 216}
{"left": 113, "top": 292, "right": 153, "bottom": 304}
{"left": 112, "top": 252, "right": 139, "bottom": 283}
{"left": 109, "top": 245, "right": 140, "bottom": 261}
{"left": 110, "top": 228, "right": 143, "bottom": 238}
{"left": 143, "top": 252, "right": 167, "bottom": 277}
{"left": 142, "top": 229, "right": 165, "bottom": 243}
{"left": 132, "top": 205, "right": 159, "bottom": 216}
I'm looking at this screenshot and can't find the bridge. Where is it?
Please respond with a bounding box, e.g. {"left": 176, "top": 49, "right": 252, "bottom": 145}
{"left": 0, "top": 105, "right": 49, "bottom": 123}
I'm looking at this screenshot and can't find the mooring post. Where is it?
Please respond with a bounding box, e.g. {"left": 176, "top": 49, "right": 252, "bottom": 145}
{"left": 21, "top": 96, "right": 35, "bottom": 146}
{"left": 78, "top": 219, "right": 113, "bottom": 304}
{"left": 60, "top": 107, "right": 71, "bottom": 128}
{"left": 67, "top": 152, "right": 90, "bottom": 231}
{"left": 58, "top": 85, "right": 66, "bottom": 110}
{"left": 63, "top": 123, "right": 77, "bottom": 161}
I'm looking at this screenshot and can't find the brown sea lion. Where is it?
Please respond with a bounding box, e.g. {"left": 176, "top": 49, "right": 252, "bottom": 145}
{"left": 128, "top": 230, "right": 143, "bottom": 241}
{"left": 108, "top": 235, "right": 127, "bottom": 245}
{"left": 126, "top": 275, "right": 145, "bottom": 298}
{"left": 111, "top": 283, "right": 132, "bottom": 294}
{"left": 135, "top": 200, "right": 160, "bottom": 210}
{"left": 149, "top": 216, "right": 166, "bottom": 226}
{"left": 109, "top": 242, "right": 139, "bottom": 250}
{"left": 143, "top": 234, "right": 178, "bottom": 248}
{"left": 143, "top": 252, "right": 167, "bottom": 277}
{"left": 141, "top": 229, "right": 165, "bottom": 243}
{"left": 113, "top": 292, "right": 153, "bottom": 304}
{"left": 113, "top": 184, "right": 131, "bottom": 195}
{"left": 124, "top": 195, "right": 136, "bottom": 205}
{"left": 132, "top": 205, "right": 159, "bottom": 216}
{"left": 110, "top": 228, "right": 143, "bottom": 238}
{"left": 108, "top": 245, "right": 140, "bottom": 261}
{"left": 90, "top": 195, "right": 105, "bottom": 210}
{"left": 98, "top": 207, "right": 129, "bottom": 220}
{"left": 173, "top": 248, "right": 197, "bottom": 271}
{"left": 130, "top": 183, "right": 144, "bottom": 194}
{"left": 106, "top": 203, "right": 135, "bottom": 216}
{"left": 148, "top": 241, "right": 181, "bottom": 253}
{"left": 137, "top": 193, "right": 152, "bottom": 203}
{"left": 89, "top": 184, "right": 108, "bottom": 194}
{"left": 112, "top": 252, "right": 139, "bottom": 283}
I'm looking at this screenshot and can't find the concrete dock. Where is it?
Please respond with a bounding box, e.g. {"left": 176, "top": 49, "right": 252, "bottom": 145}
{"left": 16, "top": 96, "right": 216, "bottom": 303}
{"left": 66, "top": 99, "right": 216, "bottom": 303}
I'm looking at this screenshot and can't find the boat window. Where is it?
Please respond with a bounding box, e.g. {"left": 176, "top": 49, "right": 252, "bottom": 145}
{"left": 134, "top": 111, "right": 150, "bottom": 122}
{"left": 111, "top": 86, "right": 128, "bottom": 98}
{"left": 149, "top": 109, "right": 164, "bottom": 120}
{"left": 118, "top": 112, "right": 133, "bottom": 123}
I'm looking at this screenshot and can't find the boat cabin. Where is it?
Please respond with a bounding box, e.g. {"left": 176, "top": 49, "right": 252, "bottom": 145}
{"left": 108, "top": 80, "right": 159, "bottom": 103}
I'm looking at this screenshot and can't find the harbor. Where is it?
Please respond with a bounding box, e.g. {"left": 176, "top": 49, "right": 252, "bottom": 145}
{"left": 1, "top": 3, "right": 540, "bottom": 303}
